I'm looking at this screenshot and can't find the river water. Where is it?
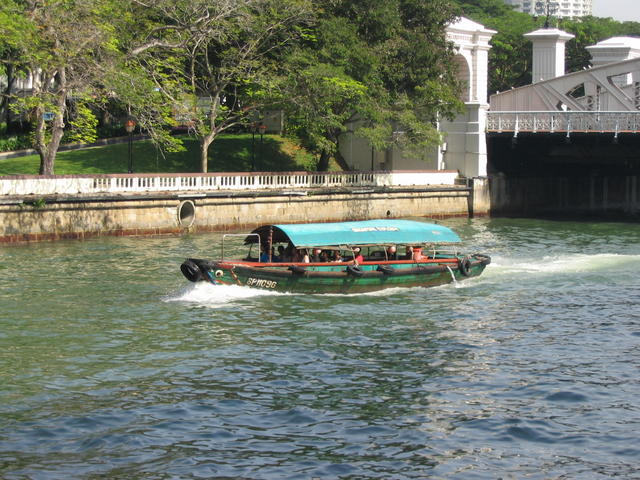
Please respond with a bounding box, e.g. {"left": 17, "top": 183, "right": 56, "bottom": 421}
{"left": 1, "top": 218, "right": 639, "bottom": 479}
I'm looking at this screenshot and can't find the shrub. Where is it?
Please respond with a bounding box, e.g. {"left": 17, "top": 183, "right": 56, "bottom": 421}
{"left": 0, "top": 135, "right": 32, "bottom": 152}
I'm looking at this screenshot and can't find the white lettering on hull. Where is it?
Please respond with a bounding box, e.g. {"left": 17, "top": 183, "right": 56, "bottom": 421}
{"left": 246, "top": 277, "right": 278, "bottom": 289}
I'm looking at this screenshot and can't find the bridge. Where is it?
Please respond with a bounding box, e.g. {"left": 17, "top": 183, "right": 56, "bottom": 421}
{"left": 489, "top": 37, "right": 640, "bottom": 138}
{"left": 486, "top": 33, "right": 640, "bottom": 218}
{"left": 487, "top": 111, "right": 640, "bottom": 136}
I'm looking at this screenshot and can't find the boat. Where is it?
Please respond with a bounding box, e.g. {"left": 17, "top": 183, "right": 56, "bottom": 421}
{"left": 180, "top": 219, "right": 490, "bottom": 293}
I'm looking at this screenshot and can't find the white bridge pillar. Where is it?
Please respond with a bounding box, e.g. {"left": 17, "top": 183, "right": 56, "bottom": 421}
{"left": 440, "top": 18, "right": 495, "bottom": 178}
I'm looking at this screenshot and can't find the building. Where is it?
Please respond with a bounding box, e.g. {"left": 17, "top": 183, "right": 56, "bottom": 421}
{"left": 503, "top": 0, "right": 592, "bottom": 18}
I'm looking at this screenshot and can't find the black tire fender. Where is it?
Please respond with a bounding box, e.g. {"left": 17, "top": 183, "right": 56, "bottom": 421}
{"left": 377, "top": 264, "right": 395, "bottom": 275}
{"left": 346, "top": 265, "right": 364, "bottom": 277}
{"left": 181, "top": 259, "right": 204, "bottom": 282}
{"left": 288, "top": 265, "right": 306, "bottom": 275}
{"left": 458, "top": 257, "right": 472, "bottom": 277}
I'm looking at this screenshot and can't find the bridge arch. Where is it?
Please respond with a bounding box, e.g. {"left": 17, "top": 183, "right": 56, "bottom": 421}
{"left": 453, "top": 54, "right": 472, "bottom": 102}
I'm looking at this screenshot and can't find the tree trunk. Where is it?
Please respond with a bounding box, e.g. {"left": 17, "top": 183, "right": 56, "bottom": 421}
{"left": 37, "top": 110, "right": 65, "bottom": 176}
{"left": 317, "top": 150, "right": 330, "bottom": 171}
{"left": 35, "top": 68, "right": 67, "bottom": 175}
{"left": 199, "top": 96, "right": 221, "bottom": 173}
{"left": 200, "top": 132, "right": 215, "bottom": 173}
{"left": 2, "top": 64, "right": 16, "bottom": 134}
{"left": 333, "top": 148, "right": 351, "bottom": 171}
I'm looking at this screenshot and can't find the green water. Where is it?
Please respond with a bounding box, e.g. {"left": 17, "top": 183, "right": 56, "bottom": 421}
{"left": 1, "top": 218, "right": 639, "bottom": 479}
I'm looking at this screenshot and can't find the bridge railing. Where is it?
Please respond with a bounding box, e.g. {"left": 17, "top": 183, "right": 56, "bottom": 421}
{"left": 0, "top": 170, "right": 460, "bottom": 196}
{"left": 487, "top": 111, "right": 640, "bottom": 134}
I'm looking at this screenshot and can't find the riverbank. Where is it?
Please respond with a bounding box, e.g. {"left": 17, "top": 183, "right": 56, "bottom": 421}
{"left": 0, "top": 171, "right": 489, "bottom": 244}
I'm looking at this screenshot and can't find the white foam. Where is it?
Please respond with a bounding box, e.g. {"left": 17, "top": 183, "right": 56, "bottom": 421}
{"left": 165, "top": 281, "right": 289, "bottom": 307}
{"left": 165, "top": 277, "right": 468, "bottom": 303}
{"left": 487, "top": 253, "right": 640, "bottom": 275}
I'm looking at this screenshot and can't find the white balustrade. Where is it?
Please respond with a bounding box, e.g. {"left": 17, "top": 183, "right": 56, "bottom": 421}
{"left": 0, "top": 170, "right": 459, "bottom": 196}
{"left": 487, "top": 111, "right": 640, "bottom": 133}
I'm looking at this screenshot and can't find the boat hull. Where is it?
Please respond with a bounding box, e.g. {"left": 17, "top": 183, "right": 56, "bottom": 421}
{"left": 181, "top": 255, "right": 491, "bottom": 294}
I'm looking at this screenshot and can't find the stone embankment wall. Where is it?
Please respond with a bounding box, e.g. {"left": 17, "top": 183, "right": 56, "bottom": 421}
{"left": 0, "top": 173, "right": 490, "bottom": 243}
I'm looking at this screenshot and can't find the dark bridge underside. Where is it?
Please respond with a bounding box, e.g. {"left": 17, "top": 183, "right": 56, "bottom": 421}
{"left": 487, "top": 132, "right": 640, "bottom": 218}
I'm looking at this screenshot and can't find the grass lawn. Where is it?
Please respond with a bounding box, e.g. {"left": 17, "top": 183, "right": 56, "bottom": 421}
{"left": 0, "top": 134, "right": 320, "bottom": 176}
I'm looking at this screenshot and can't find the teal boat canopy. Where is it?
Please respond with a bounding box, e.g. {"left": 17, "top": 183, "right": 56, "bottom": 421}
{"left": 250, "top": 219, "right": 461, "bottom": 248}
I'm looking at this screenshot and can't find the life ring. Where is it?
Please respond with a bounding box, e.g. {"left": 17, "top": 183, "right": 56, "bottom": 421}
{"left": 214, "top": 270, "right": 224, "bottom": 278}
{"left": 458, "top": 258, "right": 472, "bottom": 277}
{"left": 346, "top": 265, "right": 364, "bottom": 277}
{"left": 377, "top": 264, "right": 394, "bottom": 275}
{"left": 181, "top": 259, "right": 204, "bottom": 282}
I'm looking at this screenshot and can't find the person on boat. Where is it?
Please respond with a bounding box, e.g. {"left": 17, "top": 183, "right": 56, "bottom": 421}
{"left": 386, "top": 245, "right": 397, "bottom": 260}
{"left": 274, "top": 245, "right": 285, "bottom": 262}
{"left": 259, "top": 245, "right": 270, "bottom": 263}
{"left": 310, "top": 248, "right": 322, "bottom": 263}
{"left": 332, "top": 251, "right": 343, "bottom": 262}
{"left": 284, "top": 244, "right": 295, "bottom": 262}
{"left": 400, "top": 245, "right": 413, "bottom": 260}
{"left": 300, "top": 249, "right": 310, "bottom": 263}
{"left": 319, "top": 250, "right": 330, "bottom": 262}
{"left": 352, "top": 247, "right": 364, "bottom": 264}
{"left": 412, "top": 246, "right": 427, "bottom": 262}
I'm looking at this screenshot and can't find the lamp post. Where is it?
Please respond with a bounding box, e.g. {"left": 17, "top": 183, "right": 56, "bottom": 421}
{"left": 258, "top": 124, "right": 266, "bottom": 171}
{"left": 535, "top": 0, "right": 559, "bottom": 28}
{"left": 124, "top": 118, "right": 136, "bottom": 173}
{"left": 250, "top": 122, "right": 257, "bottom": 171}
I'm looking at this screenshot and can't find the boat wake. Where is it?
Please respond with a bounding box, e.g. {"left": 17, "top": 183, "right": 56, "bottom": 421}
{"left": 165, "top": 281, "right": 289, "bottom": 307}
{"left": 487, "top": 253, "right": 640, "bottom": 276}
{"left": 165, "top": 276, "right": 471, "bottom": 305}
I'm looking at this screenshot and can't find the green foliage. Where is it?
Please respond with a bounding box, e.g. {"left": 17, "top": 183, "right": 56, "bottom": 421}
{"left": 67, "top": 102, "right": 99, "bottom": 144}
{"left": 31, "top": 198, "right": 46, "bottom": 209}
{"left": 0, "top": 134, "right": 32, "bottom": 152}
{"left": 124, "top": 0, "right": 313, "bottom": 172}
{"left": 0, "top": 0, "right": 470, "bottom": 174}
{"left": 285, "top": 0, "right": 462, "bottom": 169}
{"left": 454, "top": 0, "right": 515, "bottom": 18}
{"left": 0, "top": 0, "right": 132, "bottom": 174}
{"left": 560, "top": 16, "right": 640, "bottom": 72}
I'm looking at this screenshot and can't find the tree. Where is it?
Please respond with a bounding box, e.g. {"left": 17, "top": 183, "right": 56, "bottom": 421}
{"left": 560, "top": 16, "right": 640, "bottom": 73}
{"left": 285, "top": 0, "right": 464, "bottom": 170}
{"left": 128, "top": 0, "right": 312, "bottom": 172}
{"left": 0, "top": 0, "right": 124, "bottom": 175}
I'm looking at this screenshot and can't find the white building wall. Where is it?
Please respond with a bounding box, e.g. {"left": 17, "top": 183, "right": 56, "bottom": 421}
{"left": 503, "top": 0, "right": 592, "bottom": 18}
